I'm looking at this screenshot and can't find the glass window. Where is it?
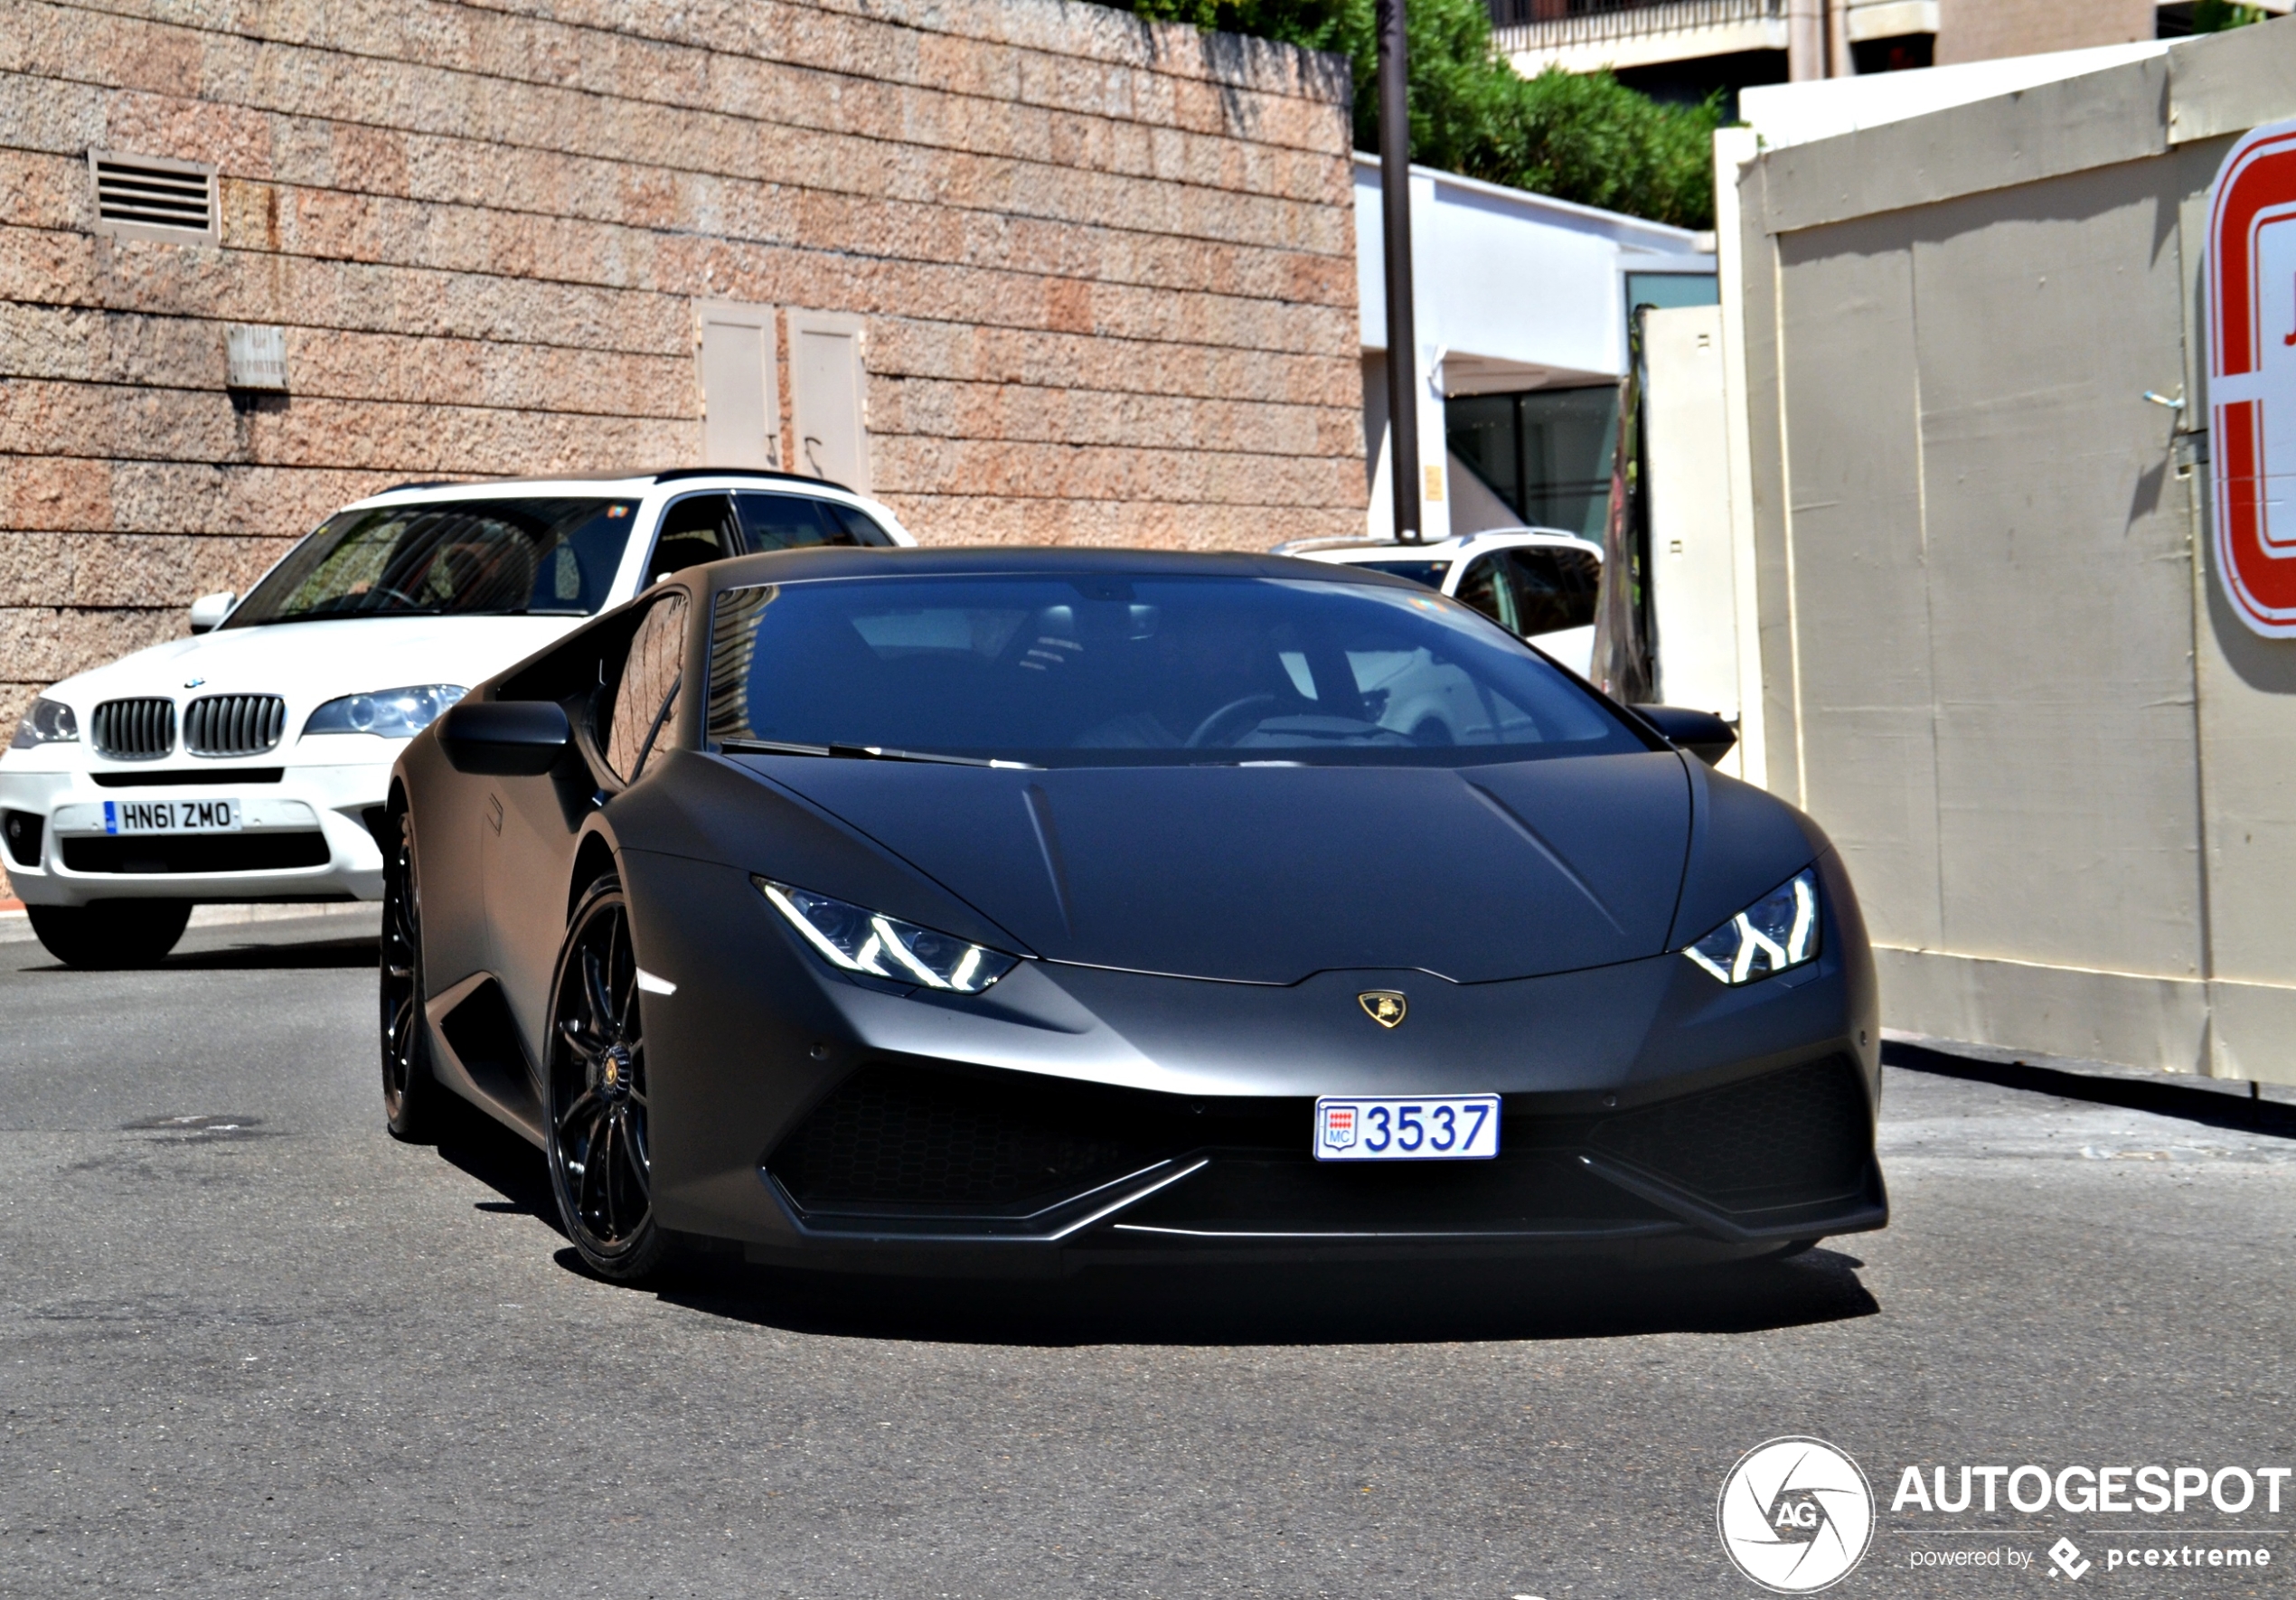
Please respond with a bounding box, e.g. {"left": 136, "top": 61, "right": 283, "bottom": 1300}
{"left": 705, "top": 574, "right": 1642, "bottom": 767}
{"left": 227, "top": 498, "right": 636, "bottom": 626}
{"left": 648, "top": 494, "right": 739, "bottom": 584}
{"left": 1354, "top": 560, "right": 1451, "bottom": 590}
{"left": 1442, "top": 386, "right": 1621, "bottom": 540}
{"left": 604, "top": 591, "right": 688, "bottom": 782}
{"left": 1454, "top": 556, "right": 1518, "bottom": 635}
{"left": 737, "top": 493, "right": 890, "bottom": 551}
{"left": 1504, "top": 547, "right": 1601, "bottom": 637}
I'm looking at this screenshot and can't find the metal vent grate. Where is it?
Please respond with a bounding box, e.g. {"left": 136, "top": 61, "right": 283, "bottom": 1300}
{"left": 89, "top": 151, "right": 218, "bottom": 245}
{"left": 91, "top": 699, "right": 177, "bottom": 761}
{"left": 183, "top": 694, "right": 286, "bottom": 758}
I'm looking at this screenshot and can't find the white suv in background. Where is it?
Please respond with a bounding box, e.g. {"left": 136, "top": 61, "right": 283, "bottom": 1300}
{"left": 0, "top": 470, "right": 914, "bottom": 966}
{"left": 1275, "top": 528, "right": 1604, "bottom": 679}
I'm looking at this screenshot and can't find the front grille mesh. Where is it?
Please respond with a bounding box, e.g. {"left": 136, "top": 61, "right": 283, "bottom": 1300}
{"left": 1589, "top": 1055, "right": 1869, "bottom": 1207}
{"left": 767, "top": 1057, "right": 1876, "bottom": 1231}
{"left": 90, "top": 698, "right": 175, "bottom": 760}
{"left": 183, "top": 694, "right": 286, "bottom": 757}
{"left": 771, "top": 1066, "right": 1173, "bottom": 1214}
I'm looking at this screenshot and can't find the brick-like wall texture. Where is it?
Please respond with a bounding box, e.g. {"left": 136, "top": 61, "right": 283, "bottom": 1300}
{"left": 0, "top": 0, "right": 1365, "bottom": 729}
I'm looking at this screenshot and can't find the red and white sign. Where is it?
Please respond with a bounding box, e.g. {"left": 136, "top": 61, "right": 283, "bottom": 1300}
{"left": 2210, "top": 118, "right": 2296, "bottom": 636}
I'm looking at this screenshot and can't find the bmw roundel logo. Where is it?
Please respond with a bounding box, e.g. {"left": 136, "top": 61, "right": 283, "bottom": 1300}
{"left": 1717, "top": 1436, "right": 1874, "bottom": 1593}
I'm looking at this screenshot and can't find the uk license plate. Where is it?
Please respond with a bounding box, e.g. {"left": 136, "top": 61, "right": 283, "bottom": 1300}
{"left": 103, "top": 798, "right": 241, "bottom": 834}
{"left": 1313, "top": 1095, "right": 1501, "bottom": 1162}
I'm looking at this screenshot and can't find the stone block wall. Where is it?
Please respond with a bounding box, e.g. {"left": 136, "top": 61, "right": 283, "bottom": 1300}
{"left": 0, "top": 0, "right": 1364, "bottom": 730}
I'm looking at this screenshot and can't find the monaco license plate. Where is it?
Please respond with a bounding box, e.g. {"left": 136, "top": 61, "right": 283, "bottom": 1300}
{"left": 103, "top": 798, "right": 240, "bottom": 834}
{"left": 1314, "top": 1095, "right": 1501, "bottom": 1162}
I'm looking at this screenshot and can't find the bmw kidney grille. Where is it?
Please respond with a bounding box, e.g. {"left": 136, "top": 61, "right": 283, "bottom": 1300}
{"left": 183, "top": 694, "right": 287, "bottom": 758}
{"left": 90, "top": 698, "right": 177, "bottom": 760}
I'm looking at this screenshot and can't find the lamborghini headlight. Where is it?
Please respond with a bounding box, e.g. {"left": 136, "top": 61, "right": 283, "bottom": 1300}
{"left": 1684, "top": 868, "right": 1821, "bottom": 985}
{"left": 304, "top": 683, "right": 466, "bottom": 739}
{"left": 755, "top": 877, "right": 1020, "bottom": 994}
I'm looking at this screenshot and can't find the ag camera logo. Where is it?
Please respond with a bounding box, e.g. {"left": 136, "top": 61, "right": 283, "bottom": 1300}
{"left": 1718, "top": 1436, "right": 1875, "bottom": 1593}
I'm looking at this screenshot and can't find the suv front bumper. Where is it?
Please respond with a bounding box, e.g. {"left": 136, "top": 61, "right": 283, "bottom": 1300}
{"left": 0, "top": 758, "right": 394, "bottom": 906}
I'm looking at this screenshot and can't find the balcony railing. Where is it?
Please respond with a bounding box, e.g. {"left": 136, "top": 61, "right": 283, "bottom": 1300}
{"left": 1490, "top": 0, "right": 1787, "bottom": 53}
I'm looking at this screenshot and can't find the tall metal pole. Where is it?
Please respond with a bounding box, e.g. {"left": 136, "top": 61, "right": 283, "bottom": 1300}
{"left": 1377, "top": 0, "right": 1420, "bottom": 544}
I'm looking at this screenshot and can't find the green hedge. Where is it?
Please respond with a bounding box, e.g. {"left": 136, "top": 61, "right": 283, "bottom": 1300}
{"left": 1118, "top": 0, "right": 1721, "bottom": 230}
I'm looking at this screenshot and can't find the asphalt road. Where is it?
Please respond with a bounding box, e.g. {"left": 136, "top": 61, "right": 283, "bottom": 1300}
{"left": 3, "top": 911, "right": 2292, "bottom": 1598}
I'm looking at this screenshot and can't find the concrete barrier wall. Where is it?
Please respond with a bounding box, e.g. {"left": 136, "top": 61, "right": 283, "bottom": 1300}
{"left": 1727, "top": 19, "right": 2296, "bottom": 1081}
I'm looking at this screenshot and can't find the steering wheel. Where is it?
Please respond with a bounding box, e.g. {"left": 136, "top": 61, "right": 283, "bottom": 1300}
{"left": 1185, "top": 694, "right": 1278, "bottom": 748}
{"left": 367, "top": 586, "right": 423, "bottom": 609}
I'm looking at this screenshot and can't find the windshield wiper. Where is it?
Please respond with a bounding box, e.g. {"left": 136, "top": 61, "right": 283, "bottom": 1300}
{"left": 719, "top": 738, "right": 1037, "bottom": 769}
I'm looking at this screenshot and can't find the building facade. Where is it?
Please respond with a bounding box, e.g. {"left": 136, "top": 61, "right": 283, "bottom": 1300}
{"left": 1492, "top": 0, "right": 2225, "bottom": 111}
{"left": 1, "top": 0, "right": 1366, "bottom": 740}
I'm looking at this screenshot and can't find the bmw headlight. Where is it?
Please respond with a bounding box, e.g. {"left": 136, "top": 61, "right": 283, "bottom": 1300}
{"left": 304, "top": 684, "right": 467, "bottom": 739}
{"left": 1684, "top": 868, "right": 1821, "bottom": 985}
{"left": 10, "top": 697, "right": 78, "bottom": 748}
{"left": 755, "top": 877, "right": 1020, "bottom": 994}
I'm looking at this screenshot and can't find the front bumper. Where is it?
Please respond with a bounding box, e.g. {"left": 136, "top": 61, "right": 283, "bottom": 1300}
{"left": 607, "top": 849, "right": 1885, "bottom": 1277}
{"left": 0, "top": 756, "right": 397, "bottom": 905}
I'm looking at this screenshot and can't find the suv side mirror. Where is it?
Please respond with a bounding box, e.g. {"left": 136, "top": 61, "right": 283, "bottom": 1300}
{"left": 188, "top": 591, "right": 237, "bottom": 633}
{"left": 1633, "top": 705, "right": 1737, "bottom": 767}
{"left": 438, "top": 701, "right": 572, "bottom": 776}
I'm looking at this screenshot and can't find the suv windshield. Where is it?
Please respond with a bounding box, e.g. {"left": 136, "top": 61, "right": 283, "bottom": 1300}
{"left": 226, "top": 498, "right": 637, "bottom": 626}
{"left": 707, "top": 574, "right": 1645, "bottom": 767}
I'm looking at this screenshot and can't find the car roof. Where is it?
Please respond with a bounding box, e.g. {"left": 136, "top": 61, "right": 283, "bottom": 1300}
{"left": 1277, "top": 528, "right": 1602, "bottom": 561}
{"left": 340, "top": 467, "right": 865, "bottom": 510}
{"left": 677, "top": 543, "right": 1424, "bottom": 598}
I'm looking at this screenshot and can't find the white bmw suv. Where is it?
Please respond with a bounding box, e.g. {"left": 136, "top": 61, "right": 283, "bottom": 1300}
{"left": 0, "top": 470, "right": 913, "bottom": 966}
{"left": 1275, "top": 528, "right": 1604, "bottom": 680}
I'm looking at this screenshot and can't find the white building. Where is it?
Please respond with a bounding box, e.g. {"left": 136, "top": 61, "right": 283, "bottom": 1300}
{"left": 1352, "top": 155, "right": 1715, "bottom": 542}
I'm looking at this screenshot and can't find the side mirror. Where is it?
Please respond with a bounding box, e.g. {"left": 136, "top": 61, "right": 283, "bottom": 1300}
{"left": 188, "top": 591, "right": 237, "bottom": 633}
{"left": 1633, "top": 705, "right": 1737, "bottom": 767}
{"left": 437, "top": 701, "right": 572, "bottom": 776}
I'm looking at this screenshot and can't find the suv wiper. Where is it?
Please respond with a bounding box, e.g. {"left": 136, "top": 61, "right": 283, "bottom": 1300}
{"left": 719, "top": 738, "right": 1037, "bottom": 769}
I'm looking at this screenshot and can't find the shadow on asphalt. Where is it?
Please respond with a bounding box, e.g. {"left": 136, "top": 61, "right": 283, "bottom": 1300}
{"left": 1886, "top": 1040, "right": 2296, "bottom": 1139}
{"left": 430, "top": 1103, "right": 1881, "bottom": 1344}
{"left": 647, "top": 1250, "right": 1881, "bottom": 1347}
{"left": 3, "top": 934, "right": 380, "bottom": 974}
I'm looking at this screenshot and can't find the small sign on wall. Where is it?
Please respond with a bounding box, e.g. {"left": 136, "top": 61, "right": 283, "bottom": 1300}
{"left": 2208, "top": 118, "right": 2296, "bottom": 636}
{"left": 224, "top": 325, "right": 287, "bottom": 391}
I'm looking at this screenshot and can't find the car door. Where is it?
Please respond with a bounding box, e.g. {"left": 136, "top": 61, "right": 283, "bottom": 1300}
{"left": 481, "top": 588, "right": 690, "bottom": 1065}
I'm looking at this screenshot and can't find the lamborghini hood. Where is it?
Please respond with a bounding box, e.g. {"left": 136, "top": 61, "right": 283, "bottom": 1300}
{"left": 742, "top": 751, "right": 1693, "bottom": 985}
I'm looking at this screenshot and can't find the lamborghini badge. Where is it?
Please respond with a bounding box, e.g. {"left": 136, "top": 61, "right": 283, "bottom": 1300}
{"left": 1359, "top": 991, "right": 1407, "bottom": 1028}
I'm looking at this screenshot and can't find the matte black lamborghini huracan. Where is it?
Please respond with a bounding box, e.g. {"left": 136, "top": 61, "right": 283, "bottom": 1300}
{"left": 384, "top": 548, "right": 1885, "bottom": 1282}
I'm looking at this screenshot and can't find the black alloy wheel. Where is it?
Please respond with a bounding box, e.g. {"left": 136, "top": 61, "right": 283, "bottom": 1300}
{"left": 545, "top": 875, "right": 667, "bottom": 1282}
{"left": 380, "top": 803, "right": 440, "bottom": 1139}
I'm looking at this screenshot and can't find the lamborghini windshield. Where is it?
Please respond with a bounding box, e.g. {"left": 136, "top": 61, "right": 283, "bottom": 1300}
{"left": 227, "top": 498, "right": 637, "bottom": 626}
{"left": 707, "top": 573, "right": 1645, "bottom": 767}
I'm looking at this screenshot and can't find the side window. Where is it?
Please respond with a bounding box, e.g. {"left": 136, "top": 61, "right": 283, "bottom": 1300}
{"left": 736, "top": 493, "right": 889, "bottom": 551}
{"left": 646, "top": 494, "right": 739, "bottom": 585}
{"left": 1506, "top": 548, "right": 1600, "bottom": 637}
{"left": 825, "top": 502, "right": 895, "bottom": 546}
{"left": 1454, "top": 555, "right": 1519, "bottom": 635}
{"left": 604, "top": 591, "right": 690, "bottom": 782}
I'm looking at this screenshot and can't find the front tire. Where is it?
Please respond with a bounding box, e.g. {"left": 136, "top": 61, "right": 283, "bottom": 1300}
{"left": 545, "top": 875, "right": 666, "bottom": 1283}
{"left": 27, "top": 899, "right": 192, "bottom": 968}
{"left": 380, "top": 804, "right": 442, "bottom": 1140}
